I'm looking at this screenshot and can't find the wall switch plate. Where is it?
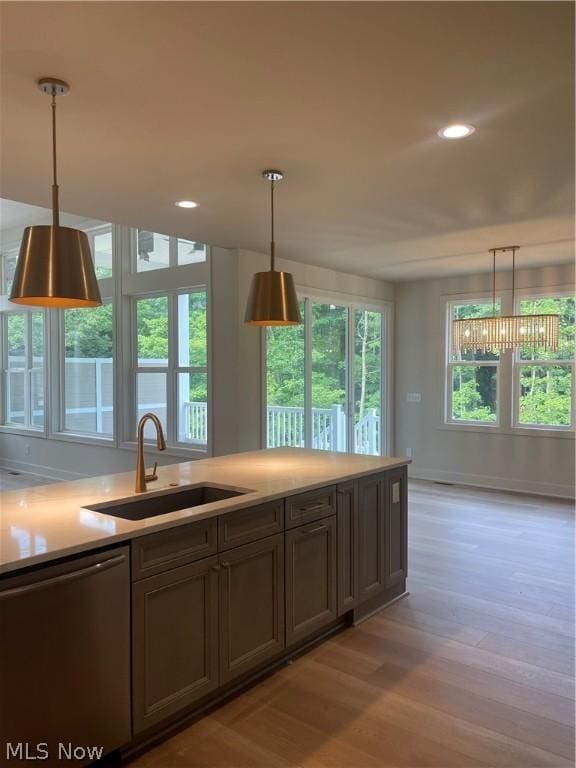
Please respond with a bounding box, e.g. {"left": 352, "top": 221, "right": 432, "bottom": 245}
{"left": 406, "top": 393, "right": 421, "bottom": 403}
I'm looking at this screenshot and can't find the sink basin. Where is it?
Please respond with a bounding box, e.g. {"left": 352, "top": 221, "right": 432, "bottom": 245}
{"left": 83, "top": 484, "right": 250, "bottom": 521}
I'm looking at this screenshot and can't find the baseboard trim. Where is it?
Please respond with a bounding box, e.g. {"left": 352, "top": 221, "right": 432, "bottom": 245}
{"left": 409, "top": 467, "right": 574, "bottom": 500}
{"left": 0, "top": 457, "right": 85, "bottom": 483}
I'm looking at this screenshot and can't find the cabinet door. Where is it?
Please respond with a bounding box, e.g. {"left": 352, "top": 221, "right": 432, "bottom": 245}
{"left": 385, "top": 467, "right": 408, "bottom": 588}
{"left": 337, "top": 480, "right": 359, "bottom": 615}
{"left": 286, "top": 516, "right": 337, "bottom": 647}
{"left": 219, "top": 534, "right": 285, "bottom": 685}
{"left": 132, "top": 556, "right": 219, "bottom": 733}
{"left": 358, "top": 473, "right": 386, "bottom": 602}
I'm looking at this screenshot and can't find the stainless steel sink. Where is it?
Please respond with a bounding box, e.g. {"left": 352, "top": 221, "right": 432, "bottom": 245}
{"left": 83, "top": 484, "right": 250, "bottom": 521}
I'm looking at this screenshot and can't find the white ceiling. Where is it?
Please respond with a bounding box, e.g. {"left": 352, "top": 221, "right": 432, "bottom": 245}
{"left": 0, "top": 1, "right": 573, "bottom": 281}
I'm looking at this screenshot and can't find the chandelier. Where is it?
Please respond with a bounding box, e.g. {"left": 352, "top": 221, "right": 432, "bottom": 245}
{"left": 452, "top": 246, "right": 559, "bottom": 353}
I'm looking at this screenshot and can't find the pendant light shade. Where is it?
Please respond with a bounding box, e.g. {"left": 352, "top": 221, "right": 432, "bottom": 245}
{"left": 9, "top": 78, "right": 102, "bottom": 309}
{"left": 244, "top": 170, "right": 301, "bottom": 326}
{"left": 244, "top": 269, "right": 301, "bottom": 326}
{"left": 452, "top": 246, "right": 559, "bottom": 353}
{"left": 10, "top": 225, "right": 101, "bottom": 308}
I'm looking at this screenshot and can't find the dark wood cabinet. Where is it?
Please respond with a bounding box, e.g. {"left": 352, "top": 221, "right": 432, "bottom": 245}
{"left": 285, "top": 515, "right": 337, "bottom": 646}
{"left": 219, "top": 534, "right": 285, "bottom": 685}
{"left": 357, "top": 473, "right": 386, "bottom": 603}
{"left": 336, "top": 480, "right": 359, "bottom": 615}
{"left": 384, "top": 467, "right": 408, "bottom": 587}
{"left": 132, "top": 556, "right": 220, "bottom": 733}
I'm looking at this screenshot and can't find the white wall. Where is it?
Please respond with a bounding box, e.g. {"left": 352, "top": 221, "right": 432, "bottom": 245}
{"left": 394, "top": 263, "right": 575, "bottom": 498}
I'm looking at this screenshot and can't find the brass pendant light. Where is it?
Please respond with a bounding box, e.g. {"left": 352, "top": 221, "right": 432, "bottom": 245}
{"left": 10, "top": 78, "right": 102, "bottom": 308}
{"left": 452, "top": 246, "right": 559, "bottom": 352}
{"left": 244, "top": 170, "right": 302, "bottom": 326}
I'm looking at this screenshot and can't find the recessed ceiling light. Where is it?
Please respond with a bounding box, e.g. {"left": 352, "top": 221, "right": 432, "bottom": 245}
{"left": 438, "top": 124, "right": 475, "bottom": 140}
{"left": 175, "top": 200, "right": 198, "bottom": 208}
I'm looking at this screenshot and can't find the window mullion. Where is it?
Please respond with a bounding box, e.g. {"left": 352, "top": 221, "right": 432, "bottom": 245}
{"left": 304, "top": 298, "right": 312, "bottom": 448}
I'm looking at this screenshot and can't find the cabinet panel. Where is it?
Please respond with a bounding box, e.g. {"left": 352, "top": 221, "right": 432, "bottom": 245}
{"left": 219, "top": 534, "right": 285, "bottom": 684}
{"left": 219, "top": 500, "right": 284, "bottom": 551}
{"left": 337, "top": 480, "right": 359, "bottom": 615}
{"left": 358, "top": 473, "right": 385, "bottom": 602}
{"left": 385, "top": 467, "right": 408, "bottom": 587}
{"left": 285, "top": 486, "right": 336, "bottom": 529}
{"left": 132, "top": 519, "right": 217, "bottom": 580}
{"left": 286, "top": 516, "right": 337, "bottom": 646}
{"left": 132, "top": 556, "right": 219, "bottom": 733}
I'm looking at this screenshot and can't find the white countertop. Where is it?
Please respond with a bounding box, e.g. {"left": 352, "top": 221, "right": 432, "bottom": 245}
{"left": 0, "top": 448, "right": 409, "bottom": 575}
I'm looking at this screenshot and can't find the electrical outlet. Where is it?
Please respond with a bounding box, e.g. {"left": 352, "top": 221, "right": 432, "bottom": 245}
{"left": 406, "top": 393, "right": 421, "bottom": 403}
{"left": 24, "top": 444, "right": 31, "bottom": 456}
{"left": 406, "top": 447, "right": 413, "bottom": 458}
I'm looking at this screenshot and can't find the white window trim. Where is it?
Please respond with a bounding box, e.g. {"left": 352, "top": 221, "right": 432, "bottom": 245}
{"left": 444, "top": 297, "right": 502, "bottom": 429}
{"left": 0, "top": 308, "right": 48, "bottom": 436}
{"left": 262, "top": 287, "right": 393, "bottom": 456}
{"left": 442, "top": 286, "right": 575, "bottom": 438}
{"left": 129, "top": 286, "right": 209, "bottom": 453}
{"left": 1, "top": 223, "right": 212, "bottom": 455}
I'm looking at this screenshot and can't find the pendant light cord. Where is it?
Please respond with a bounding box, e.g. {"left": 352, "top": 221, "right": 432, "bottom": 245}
{"left": 491, "top": 249, "right": 496, "bottom": 316}
{"left": 51, "top": 87, "right": 60, "bottom": 228}
{"left": 270, "top": 178, "right": 275, "bottom": 271}
{"left": 511, "top": 246, "right": 516, "bottom": 311}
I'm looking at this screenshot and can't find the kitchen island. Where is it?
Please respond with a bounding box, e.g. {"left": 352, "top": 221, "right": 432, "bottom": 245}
{"left": 0, "top": 448, "right": 409, "bottom": 765}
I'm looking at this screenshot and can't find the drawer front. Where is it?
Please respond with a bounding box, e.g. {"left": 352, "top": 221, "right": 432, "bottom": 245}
{"left": 132, "top": 519, "right": 218, "bottom": 580}
{"left": 285, "top": 486, "right": 337, "bottom": 529}
{"left": 218, "top": 500, "right": 284, "bottom": 551}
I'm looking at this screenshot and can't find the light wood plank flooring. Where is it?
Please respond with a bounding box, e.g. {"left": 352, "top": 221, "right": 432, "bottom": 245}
{"left": 130, "top": 480, "right": 575, "bottom": 768}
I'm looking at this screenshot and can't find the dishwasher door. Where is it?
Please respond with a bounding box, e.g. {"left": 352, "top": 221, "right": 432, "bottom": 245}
{"left": 0, "top": 546, "right": 131, "bottom": 766}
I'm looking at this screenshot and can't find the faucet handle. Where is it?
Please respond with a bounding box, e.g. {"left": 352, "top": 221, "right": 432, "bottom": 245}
{"left": 145, "top": 461, "right": 158, "bottom": 483}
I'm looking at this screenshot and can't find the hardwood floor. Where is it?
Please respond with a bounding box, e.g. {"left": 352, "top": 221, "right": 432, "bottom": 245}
{"left": 130, "top": 480, "right": 575, "bottom": 768}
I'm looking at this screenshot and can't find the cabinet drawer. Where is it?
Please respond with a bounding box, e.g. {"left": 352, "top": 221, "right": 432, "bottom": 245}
{"left": 218, "top": 500, "right": 284, "bottom": 551}
{"left": 132, "top": 519, "right": 218, "bottom": 580}
{"left": 285, "top": 486, "right": 336, "bottom": 529}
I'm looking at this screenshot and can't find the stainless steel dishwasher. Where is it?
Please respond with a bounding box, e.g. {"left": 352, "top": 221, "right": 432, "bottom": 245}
{"left": 0, "top": 546, "right": 131, "bottom": 766}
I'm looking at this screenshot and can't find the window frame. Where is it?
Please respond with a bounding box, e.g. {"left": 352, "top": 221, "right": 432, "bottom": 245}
{"left": 443, "top": 287, "right": 574, "bottom": 437}
{"left": 444, "top": 298, "right": 502, "bottom": 428}
{"left": 512, "top": 291, "right": 575, "bottom": 432}
{"left": 131, "top": 229, "right": 207, "bottom": 273}
{"left": 57, "top": 300, "right": 116, "bottom": 441}
{"left": 262, "top": 286, "right": 393, "bottom": 456}
{"left": 0, "top": 308, "right": 47, "bottom": 435}
{"left": 130, "top": 286, "right": 209, "bottom": 453}
{"left": 0, "top": 215, "right": 212, "bottom": 455}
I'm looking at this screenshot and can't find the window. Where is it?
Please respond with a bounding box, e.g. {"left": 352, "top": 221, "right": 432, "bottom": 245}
{"left": 2, "top": 311, "right": 45, "bottom": 429}
{"left": 1, "top": 249, "right": 17, "bottom": 295}
{"left": 135, "top": 230, "right": 207, "bottom": 272}
{"left": 515, "top": 296, "right": 575, "bottom": 429}
{"left": 447, "top": 301, "right": 500, "bottom": 424}
{"left": 0, "top": 198, "right": 210, "bottom": 452}
{"left": 134, "top": 290, "right": 208, "bottom": 447}
{"left": 87, "top": 225, "right": 113, "bottom": 279}
{"left": 266, "top": 297, "right": 387, "bottom": 455}
{"left": 445, "top": 293, "right": 574, "bottom": 433}
{"left": 62, "top": 304, "right": 114, "bottom": 436}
